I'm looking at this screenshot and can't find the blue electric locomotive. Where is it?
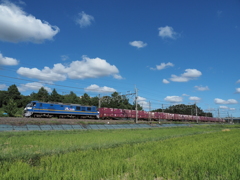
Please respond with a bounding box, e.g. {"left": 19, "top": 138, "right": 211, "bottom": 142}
{"left": 23, "top": 101, "right": 99, "bottom": 119}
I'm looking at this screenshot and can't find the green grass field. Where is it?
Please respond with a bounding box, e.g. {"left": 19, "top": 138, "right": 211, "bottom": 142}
{"left": 0, "top": 125, "right": 239, "bottom": 179}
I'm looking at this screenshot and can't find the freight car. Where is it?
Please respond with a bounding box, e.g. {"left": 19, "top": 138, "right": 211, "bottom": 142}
{"left": 23, "top": 101, "right": 99, "bottom": 119}
{"left": 98, "top": 107, "right": 225, "bottom": 123}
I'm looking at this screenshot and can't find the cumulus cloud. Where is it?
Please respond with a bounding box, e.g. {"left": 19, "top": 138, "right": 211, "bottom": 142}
{"left": 194, "top": 85, "right": 209, "bottom": 91}
{"left": 84, "top": 84, "right": 116, "bottom": 93}
{"left": 236, "top": 88, "right": 240, "bottom": 93}
{"left": 164, "top": 96, "right": 183, "bottom": 103}
{"left": 129, "top": 41, "right": 147, "bottom": 48}
{"left": 0, "top": 2, "right": 59, "bottom": 43}
{"left": 0, "top": 84, "right": 7, "bottom": 90}
{"left": 137, "top": 96, "right": 149, "bottom": 109}
{"left": 76, "top": 11, "right": 94, "bottom": 28}
{"left": 214, "top": 98, "right": 238, "bottom": 104}
{"left": 17, "top": 56, "right": 122, "bottom": 81}
{"left": 0, "top": 53, "right": 19, "bottom": 65}
{"left": 151, "top": 62, "right": 174, "bottom": 70}
{"left": 189, "top": 96, "right": 201, "bottom": 102}
{"left": 162, "top": 79, "right": 170, "bottom": 84}
{"left": 17, "top": 64, "right": 67, "bottom": 82}
{"left": 236, "top": 79, "right": 240, "bottom": 83}
{"left": 157, "top": 62, "right": 174, "bottom": 70}
{"left": 18, "top": 82, "right": 51, "bottom": 92}
{"left": 66, "top": 56, "right": 122, "bottom": 79}
{"left": 158, "top": 26, "right": 177, "bottom": 39}
{"left": 169, "top": 69, "right": 202, "bottom": 82}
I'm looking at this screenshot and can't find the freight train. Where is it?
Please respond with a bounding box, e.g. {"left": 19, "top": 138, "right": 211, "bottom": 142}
{"left": 23, "top": 101, "right": 224, "bottom": 123}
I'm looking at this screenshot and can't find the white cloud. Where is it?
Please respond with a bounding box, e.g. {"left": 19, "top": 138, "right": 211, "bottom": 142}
{"left": 236, "top": 88, "right": 240, "bottom": 93}
{"left": 137, "top": 96, "right": 149, "bottom": 109}
{"left": 66, "top": 56, "right": 121, "bottom": 79}
{"left": 164, "top": 96, "right": 183, "bottom": 103}
{"left": 162, "top": 79, "right": 170, "bottom": 84}
{"left": 0, "top": 2, "right": 59, "bottom": 43}
{"left": 219, "top": 106, "right": 235, "bottom": 111}
{"left": 76, "top": 11, "right": 94, "bottom": 28}
{"left": 84, "top": 84, "right": 116, "bottom": 93}
{"left": 170, "top": 69, "right": 202, "bottom": 82}
{"left": 113, "top": 74, "right": 123, "bottom": 79}
{"left": 182, "top": 94, "right": 189, "bottom": 96}
{"left": 158, "top": 26, "right": 177, "bottom": 39}
{"left": 17, "top": 64, "right": 67, "bottom": 82}
{"left": 17, "top": 56, "right": 122, "bottom": 81}
{"left": 236, "top": 79, "right": 240, "bottom": 83}
{"left": 0, "top": 84, "right": 7, "bottom": 90}
{"left": 194, "top": 85, "right": 209, "bottom": 91}
{"left": 219, "top": 106, "right": 228, "bottom": 109}
{"left": 0, "top": 53, "right": 19, "bottom": 65}
{"left": 129, "top": 41, "right": 147, "bottom": 48}
{"left": 157, "top": 62, "right": 174, "bottom": 70}
{"left": 189, "top": 96, "right": 201, "bottom": 101}
{"left": 18, "top": 82, "right": 51, "bottom": 92}
{"left": 214, "top": 98, "right": 238, "bottom": 104}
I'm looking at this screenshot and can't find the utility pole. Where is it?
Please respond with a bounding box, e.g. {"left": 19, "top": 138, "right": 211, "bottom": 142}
{"left": 149, "top": 101, "right": 151, "bottom": 122}
{"left": 195, "top": 103, "right": 198, "bottom": 124}
{"left": 98, "top": 94, "right": 101, "bottom": 108}
{"left": 135, "top": 86, "right": 138, "bottom": 123}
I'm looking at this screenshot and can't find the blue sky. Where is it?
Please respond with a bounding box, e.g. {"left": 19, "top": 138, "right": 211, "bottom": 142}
{"left": 0, "top": 0, "right": 240, "bottom": 117}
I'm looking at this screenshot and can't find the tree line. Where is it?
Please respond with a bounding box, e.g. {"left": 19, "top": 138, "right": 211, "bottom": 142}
{"left": 152, "top": 104, "right": 213, "bottom": 117}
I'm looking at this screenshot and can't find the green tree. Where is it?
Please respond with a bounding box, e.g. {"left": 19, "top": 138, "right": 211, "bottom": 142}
{"left": 49, "top": 88, "right": 62, "bottom": 102}
{"left": 3, "top": 98, "right": 18, "bottom": 117}
{"left": 80, "top": 93, "right": 91, "bottom": 105}
{"left": 0, "top": 90, "right": 8, "bottom": 108}
{"left": 63, "top": 91, "right": 80, "bottom": 104}
{"left": 90, "top": 96, "right": 99, "bottom": 107}
{"left": 6, "top": 84, "right": 22, "bottom": 107}
{"left": 35, "top": 87, "right": 49, "bottom": 102}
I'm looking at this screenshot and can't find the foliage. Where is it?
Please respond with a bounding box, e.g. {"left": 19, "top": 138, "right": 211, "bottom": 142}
{"left": 153, "top": 104, "right": 213, "bottom": 117}
{"left": 3, "top": 98, "right": 18, "bottom": 117}
{"left": 49, "top": 88, "right": 62, "bottom": 102}
{"left": 62, "top": 91, "right": 81, "bottom": 104}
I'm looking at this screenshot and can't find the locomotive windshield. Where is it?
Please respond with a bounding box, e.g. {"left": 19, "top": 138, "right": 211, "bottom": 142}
{"left": 26, "top": 103, "right": 33, "bottom": 107}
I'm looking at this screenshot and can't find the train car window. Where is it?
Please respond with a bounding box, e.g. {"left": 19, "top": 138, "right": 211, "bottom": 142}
{"left": 87, "top": 107, "right": 91, "bottom": 111}
{"left": 82, "top": 107, "right": 85, "bottom": 111}
{"left": 76, "top": 107, "right": 80, "bottom": 110}
{"left": 61, "top": 105, "right": 63, "bottom": 107}
{"left": 70, "top": 106, "right": 72, "bottom": 108}
{"left": 50, "top": 104, "right": 53, "bottom": 106}
{"left": 40, "top": 103, "right": 42, "bottom": 107}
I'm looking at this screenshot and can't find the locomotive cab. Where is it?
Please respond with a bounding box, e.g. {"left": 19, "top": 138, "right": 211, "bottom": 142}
{"left": 23, "top": 101, "right": 38, "bottom": 117}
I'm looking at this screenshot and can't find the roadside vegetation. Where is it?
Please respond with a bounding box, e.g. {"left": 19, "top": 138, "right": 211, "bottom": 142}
{"left": 0, "top": 125, "right": 239, "bottom": 179}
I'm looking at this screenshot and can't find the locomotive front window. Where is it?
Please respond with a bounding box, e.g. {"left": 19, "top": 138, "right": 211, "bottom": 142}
{"left": 26, "top": 103, "right": 32, "bottom": 107}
